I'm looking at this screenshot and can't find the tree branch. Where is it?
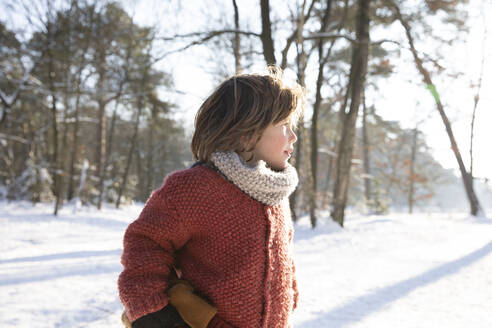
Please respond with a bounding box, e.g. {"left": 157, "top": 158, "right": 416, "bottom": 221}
{"left": 305, "top": 32, "right": 356, "bottom": 42}
{"left": 153, "top": 30, "right": 261, "bottom": 62}
{"left": 158, "top": 29, "right": 261, "bottom": 41}
{"left": 280, "top": 0, "right": 318, "bottom": 69}
{"left": 0, "top": 132, "right": 29, "bottom": 144}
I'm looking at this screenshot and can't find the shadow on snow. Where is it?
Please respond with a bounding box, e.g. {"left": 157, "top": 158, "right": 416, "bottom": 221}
{"left": 0, "top": 249, "right": 122, "bottom": 264}
{"left": 0, "top": 261, "right": 123, "bottom": 286}
{"left": 299, "top": 240, "right": 492, "bottom": 327}
{"left": 3, "top": 211, "right": 129, "bottom": 229}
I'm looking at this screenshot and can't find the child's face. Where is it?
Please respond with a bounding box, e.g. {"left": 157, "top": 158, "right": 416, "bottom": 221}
{"left": 248, "top": 118, "right": 297, "bottom": 171}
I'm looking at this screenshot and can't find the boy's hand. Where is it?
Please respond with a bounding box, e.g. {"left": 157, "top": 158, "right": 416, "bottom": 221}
{"left": 168, "top": 281, "right": 218, "bottom": 328}
{"left": 121, "top": 306, "right": 190, "bottom": 328}
{"left": 121, "top": 279, "right": 232, "bottom": 328}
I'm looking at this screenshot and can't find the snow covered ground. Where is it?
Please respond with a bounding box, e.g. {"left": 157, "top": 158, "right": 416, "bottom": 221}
{"left": 1, "top": 201, "right": 491, "bottom": 328}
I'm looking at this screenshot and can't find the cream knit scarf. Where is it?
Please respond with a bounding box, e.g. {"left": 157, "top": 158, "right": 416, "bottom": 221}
{"left": 209, "top": 151, "right": 298, "bottom": 206}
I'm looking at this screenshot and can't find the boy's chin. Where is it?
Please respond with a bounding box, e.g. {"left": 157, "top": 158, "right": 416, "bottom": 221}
{"left": 266, "top": 161, "right": 288, "bottom": 172}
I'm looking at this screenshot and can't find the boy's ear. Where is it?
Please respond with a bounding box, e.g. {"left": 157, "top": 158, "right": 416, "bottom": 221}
{"left": 239, "top": 135, "right": 252, "bottom": 150}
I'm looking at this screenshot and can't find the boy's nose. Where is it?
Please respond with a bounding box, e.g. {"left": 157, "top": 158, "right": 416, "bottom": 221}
{"left": 289, "top": 128, "right": 297, "bottom": 143}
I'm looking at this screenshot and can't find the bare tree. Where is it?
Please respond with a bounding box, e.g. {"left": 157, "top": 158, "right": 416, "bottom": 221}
{"left": 288, "top": 0, "right": 310, "bottom": 223}
{"left": 361, "top": 89, "right": 371, "bottom": 204}
{"left": 279, "top": 0, "right": 317, "bottom": 70}
{"left": 331, "top": 0, "right": 371, "bottom": 227}
{"left": 0, "top": 1, "right": 182, "bottom": 207}
{"left": 388, "top": 0, "right": 483, "bottom": 216}
{"left": 260, "top": 0, "right": 276, "bottom": 65}
{"left": 67, "top": 3, "right": 94, "bottom": 202}
{"left": 156, "top": 0, "right": 318, "bottom": 72}
{"left": 408, "top": 127, "right": 418, "bottom": 214}
{"left": 0, "top": 20, "right": 45, "bottom": 128}
{"left": 116, "top": 94, "right": 143, "bottom": 208}
{"left": 40, "top": 6, "right": 63, "bottom": 214}
{"left": 470, "top": 10, "right": 487, "bottom": 186}
{"left": 232, "top": 0, "right": 242, "bottom": 74}
{"left": 309, "top": 0, "right": 350, "bottom": 227}
{"left": 145, "top": 93, "right": 168, "bottom": 197}
{"left": 92, "top": 4, "right": 132, "bottom": 209}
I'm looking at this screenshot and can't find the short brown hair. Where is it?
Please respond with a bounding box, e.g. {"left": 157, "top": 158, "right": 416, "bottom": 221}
{"left": 191, "top": 67, "right": 304, "bottom": 162}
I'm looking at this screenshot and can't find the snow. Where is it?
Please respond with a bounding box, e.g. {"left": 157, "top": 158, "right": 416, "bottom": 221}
{"left": 292, "top": 212, "right": 492, "bottom": 327}
{"left": 1, "top": 202, "right": 491, "bottom": 328}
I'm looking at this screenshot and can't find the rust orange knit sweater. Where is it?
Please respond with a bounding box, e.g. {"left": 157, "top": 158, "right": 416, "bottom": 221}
{"left": 118, "top": 164, "right": 299, "bottom": 328}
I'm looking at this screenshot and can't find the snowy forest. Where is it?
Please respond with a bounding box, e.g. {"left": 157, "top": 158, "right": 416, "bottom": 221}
{"left": 1, "top": 1, "right": 492, "bottom": 327}
{"left": 1, "top": 0, "right": 491, "bottom": 224}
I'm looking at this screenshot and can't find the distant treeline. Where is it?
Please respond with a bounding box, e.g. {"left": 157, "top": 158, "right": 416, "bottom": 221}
{"left": 0, "top": 0, "right": 485, "bottom": 224}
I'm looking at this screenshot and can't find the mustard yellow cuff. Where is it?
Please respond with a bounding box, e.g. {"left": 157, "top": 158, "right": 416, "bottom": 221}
{"left": 168, "top": 283, "right": 218, "bottom": 328}
{"left": 121, "top": 311, "right": 132, "bottom": 328}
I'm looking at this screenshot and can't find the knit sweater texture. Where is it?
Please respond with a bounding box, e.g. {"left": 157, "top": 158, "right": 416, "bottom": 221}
{"left": 118, "top": 153, "right": 299, "bottom": 328}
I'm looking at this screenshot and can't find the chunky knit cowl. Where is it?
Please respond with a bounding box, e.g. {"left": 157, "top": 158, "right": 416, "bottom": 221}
{"left": 209, "top": 151, "right": 298, "bottom": 206}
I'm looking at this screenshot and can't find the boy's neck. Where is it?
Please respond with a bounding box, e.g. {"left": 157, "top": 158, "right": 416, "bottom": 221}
{"left": 237, "top": 151, "right": 258, "bottom": 168}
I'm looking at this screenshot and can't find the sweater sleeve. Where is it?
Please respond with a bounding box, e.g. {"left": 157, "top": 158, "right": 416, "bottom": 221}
{"left": 207, "top": 314, "right": 236, "bottom": 328}
{"left": 118, "top": 176, "right": 193, "bottom": 323}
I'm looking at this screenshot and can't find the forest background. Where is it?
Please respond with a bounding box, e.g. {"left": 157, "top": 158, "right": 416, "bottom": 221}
{"left": 1, "top": 0, "right": 491, "bottom": 227}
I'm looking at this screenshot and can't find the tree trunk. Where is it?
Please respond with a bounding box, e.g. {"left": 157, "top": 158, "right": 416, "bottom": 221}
{"left": 136, "top": 139, "right": 144, "bottom": 200}
{"left": 116, "top": 96, "right": 143, "bottom": 208}
{"left": 5, "top": 132, "right": 15, "bottom": 200}
{"left": 55, "top": 83, "right": 71, "bottom": 211}
{"left": 331, "top": 0, "right": 371, "bottom": 227}
{"left": 46, "top": 39, "right": 62, "bottom": 215}
{"left": 389, "top": 0, "right": 483, "bottom": 216}
{"left": 232, "top": 0, "right": 242, "bottom": 74}
{"left": 67, "top": 86, "right": 81, "bottom": 201}
{"left": 73, "top": 159, "right": 89, "bottom": 213}
{"left": 310, "top": 80, "right": 320, "bottom": 226}
{"left": 408, "top": 128, "right": 418, "bottom": 214}
{"left": 95, "top": 37, "right": 108, "bottom": 210}
{"left": 290, "top": 118, "right": 303, "bottom": 222}
{"left": 50, "top": 93, "right": 61, "bottom": 214}
{"left": 260, "top": 0, "right": 276, "bottom": 65}
{"left": 67, "top": 24, "right": 91, "bottom": 201}
{"left": 310, "top": 0, "right": 333, "bottom": 228}
{"left": 323, "top": 152, "right": 334, "bottom": 207}
{"left": 146, "top": 103, "right": 157, "bottom": 197}
{"left": 94, "top": 25, "right": 109, "bottom": 210}
{"left": 24, "top": 103, "right": 40, "bottom": 202}
{"left": 470, "top": 99, "right": 476, "bottom": 187}
{"left": 96, "top": 97, "right": 107, "bottom": 210}
{"left": 361, "top": 89, "right": 371, "bottom": 203}
{"left": 289, "top": 1, "right": 308, "bottom": 223}
{"left": 32, "top": 142, "right": 41, "bottom": 203}
{"left": 469, "top": 25, "right": 485, "bottom": 184}
{"left": 105, "top": 100, "right": 120, "bottom": 185}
